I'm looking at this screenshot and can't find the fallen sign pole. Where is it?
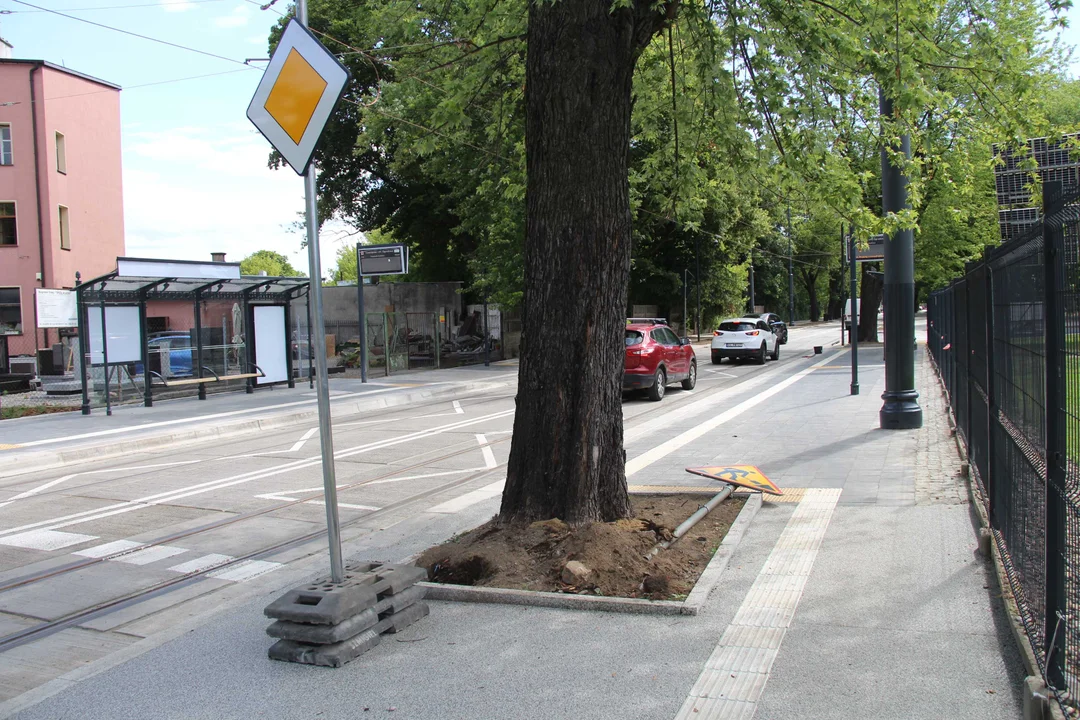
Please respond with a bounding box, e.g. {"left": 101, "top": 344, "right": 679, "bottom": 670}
{"left": 246, "top": 8, "right": 350, "bottom": 582}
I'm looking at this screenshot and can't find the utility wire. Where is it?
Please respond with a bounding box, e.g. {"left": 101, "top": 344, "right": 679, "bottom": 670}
{"left": 0, "top": 67, "right": 251, "bottom": 105}
{"left": 1, "top": 0, "right": 227, "bottom": 12}
{"left": 9, "top": 0, "right": 251, "bottom": 66}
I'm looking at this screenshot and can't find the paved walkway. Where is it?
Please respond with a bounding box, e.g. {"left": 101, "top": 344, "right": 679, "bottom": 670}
{"left": 6, "top": 337, "right": 1024, "bottom": 720}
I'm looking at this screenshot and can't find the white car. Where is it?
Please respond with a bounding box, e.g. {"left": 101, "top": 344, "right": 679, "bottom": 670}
{"left": 711, "top": 317, "right": 780, "bottom": 364}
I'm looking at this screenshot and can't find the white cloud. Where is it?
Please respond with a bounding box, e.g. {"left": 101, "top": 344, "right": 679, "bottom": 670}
{"left": 213, "top": 6, "right": 251, "bottom": 28}
{"left": 121, "top": 124, "right": 351, "bottom": 274}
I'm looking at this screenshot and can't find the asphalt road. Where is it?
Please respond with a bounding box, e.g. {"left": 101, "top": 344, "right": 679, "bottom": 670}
{"left": 0, "top": 321, "right": 845, "bottom": 704}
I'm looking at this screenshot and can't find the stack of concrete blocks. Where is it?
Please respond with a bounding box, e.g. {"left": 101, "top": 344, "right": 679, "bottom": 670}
{"left": 264, "top": 561, "right": 429, "bottom": 667}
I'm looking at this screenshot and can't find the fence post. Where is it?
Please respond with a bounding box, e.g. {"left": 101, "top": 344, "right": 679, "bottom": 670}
{"left": 984, "top": 257, "right": 997, "bottom": 528}
{"left": 434, "top": 312, "right": 441, "bottom": 370}
{"left": 1043, "top": 180, "right": 1068, "bottom": 691}
{"left": 383, "top": 313, "right": 390, "bottom": 378}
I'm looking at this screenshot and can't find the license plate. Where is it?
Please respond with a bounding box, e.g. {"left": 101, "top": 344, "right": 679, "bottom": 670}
{"left": 726, "top": 343, "right": 741, "bottom": 348}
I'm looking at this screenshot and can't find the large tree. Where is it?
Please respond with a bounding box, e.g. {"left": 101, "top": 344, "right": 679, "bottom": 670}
{"left": 499, "top": 0, "right": 674, "bottom": 524}
{"left": 266, "top": 0, "right": 1067, "bottom": 525}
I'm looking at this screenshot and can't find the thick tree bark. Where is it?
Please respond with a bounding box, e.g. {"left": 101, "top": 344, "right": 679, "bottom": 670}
{"left": 799, "top": 268, "right": 820, "bottom": 321}
{"left": 499, "top": 0, "right": 671, "bottom": 525}
{"left": 858, "top": 262, "right": 883, "bottom": 343}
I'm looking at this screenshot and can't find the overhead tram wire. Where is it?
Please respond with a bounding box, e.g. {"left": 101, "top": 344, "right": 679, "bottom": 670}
{"left": 9, "top": 0, "right": 252, "bottom": 66}
{"left": 1, "top": 0, "right": 228, "bottom": 12}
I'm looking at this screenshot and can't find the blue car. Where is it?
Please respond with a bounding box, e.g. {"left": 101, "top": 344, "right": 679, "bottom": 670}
{"left": 134, "top": 334, "right": 193, "bottom": 377}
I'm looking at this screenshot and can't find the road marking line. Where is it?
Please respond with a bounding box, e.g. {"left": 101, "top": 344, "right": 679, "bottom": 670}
{"left": 673, "top": 488, "right": 840, "bottom": 720}
{"left": 287, "top": 427, "right": 318, "bottom": 453}
{"left": 0, "top": 460, "right": 204, "bottom": 510}
{"left": 167, "top": 553, "right": 234, "bottom": 574}
{"left": 208, "top": 559, "right": 281, "bottom": 583}
{"left": 364, "top": 468, "right": 485, "bottom": 486}
{"left": 0, "top": 409, "right": 516, "bottom": 538}
{"left": 0, "top": 529, "right": 98, "bottom": 551}
{"left": 9, "top": 383, "right": 457, "bottom": 449}
{"left": 428, "top": 480, "right": 505, "bottom": 514}
{"left": 74, "top": 539, "right": 145, "bottom": 558}
{"left": 476, "top": 434, "right": 497, "bottom": 469}
{"left": 626, "top": 352, "right": 841, "bottom": 477}
{"left": 454, "top": 400, "right": 464, "bottom": 414}
{"left": 113, "top": 544, "right": 188, "bottom": 566}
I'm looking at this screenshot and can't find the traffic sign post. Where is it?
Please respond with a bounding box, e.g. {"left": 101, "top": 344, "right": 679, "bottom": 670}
{"left": 355, "top": 244, "right": 409, "bottom": 384}
{"left": 247, "top": 12, "right": 349, "bottom": 582}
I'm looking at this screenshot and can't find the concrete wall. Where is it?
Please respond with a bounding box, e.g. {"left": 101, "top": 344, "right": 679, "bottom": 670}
{"left": 0, "top": 61, "right": 123, "bottom": 355}
{"left": 322, "top": 282, "right": 464, "bottom": 325}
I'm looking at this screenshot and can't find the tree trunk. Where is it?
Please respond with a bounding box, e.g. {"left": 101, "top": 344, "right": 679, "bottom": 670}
{"left": 499, "top": 0, "right": 671, "bottom": 525}
{"left": 858, "top": 262, "right": 882, "bottom": 343}
{"left": 808, "top": 281, "right": 819, "bottom": 322}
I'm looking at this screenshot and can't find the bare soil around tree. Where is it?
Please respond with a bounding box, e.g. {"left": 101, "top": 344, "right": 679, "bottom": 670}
{"left": 417, "top": 493, "right": 745, "bottom": 601}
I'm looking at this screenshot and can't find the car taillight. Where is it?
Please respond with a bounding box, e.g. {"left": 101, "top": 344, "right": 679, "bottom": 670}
{"left": 629, "top": 348, "right": 643, "bottom": 355}
{"left": 714, "top": 331, "right": 722, "bottom": 336}
{"left": 747, "top": 330, "right": 760, "bottom": 336}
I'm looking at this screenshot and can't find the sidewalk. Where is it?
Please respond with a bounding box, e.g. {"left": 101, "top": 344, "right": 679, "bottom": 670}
{"left": 0, "top": 362, "right": 518, "bottom": 478}
{"left": 6, "top": 345, "right": 1024, "bottom": 720}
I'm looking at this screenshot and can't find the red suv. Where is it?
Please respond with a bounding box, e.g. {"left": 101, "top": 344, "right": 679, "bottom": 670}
{"left": 623, "top": 319, "right": 697, "bottom": 401}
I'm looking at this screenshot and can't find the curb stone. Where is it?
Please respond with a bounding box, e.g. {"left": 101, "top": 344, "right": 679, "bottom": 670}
{"left": 1, "top": 378, "right": 514, "bottom": 479}
{"left": 420, "top": 492, "right": 763, "bottom": 616}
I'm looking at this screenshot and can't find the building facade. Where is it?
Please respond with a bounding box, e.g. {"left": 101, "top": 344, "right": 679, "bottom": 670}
{"left": 0, "top": 59, "right": 124, "bottom": 361}
{"left": 993, "top": 135, "right": 1080, "bottom": 243}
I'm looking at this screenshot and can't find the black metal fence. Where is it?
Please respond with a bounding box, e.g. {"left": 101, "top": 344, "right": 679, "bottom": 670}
{"left": 928, "top": 180, "right": 1080, "bottom": 714}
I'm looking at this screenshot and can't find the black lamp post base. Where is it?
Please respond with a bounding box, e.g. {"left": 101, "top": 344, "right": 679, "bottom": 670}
{"left": 880, "top": 391, "right": 923, "bottom": 429}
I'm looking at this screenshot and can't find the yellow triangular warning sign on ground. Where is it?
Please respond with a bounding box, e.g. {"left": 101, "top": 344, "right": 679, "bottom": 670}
{"left": 685, "top": 465, "right": 783, "bottom": 495}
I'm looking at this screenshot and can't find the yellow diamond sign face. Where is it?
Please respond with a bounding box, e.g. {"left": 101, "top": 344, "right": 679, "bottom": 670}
{"left": 685, "top": 465, "right": 783, "bottom": 495}
{"left": 247, "top": 19, "right": 349, "bottom": 175}
{"left": 264, "top": 49, "right": 328, "bottom": 144}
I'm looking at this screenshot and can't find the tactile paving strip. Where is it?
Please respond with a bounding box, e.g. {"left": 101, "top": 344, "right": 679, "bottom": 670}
{"left": 673, "top": 488, "right": 841, "bottom": 720}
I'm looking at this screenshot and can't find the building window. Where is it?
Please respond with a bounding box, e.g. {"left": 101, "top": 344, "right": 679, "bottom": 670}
{"left": 55, "top": 131, "right": 65, "bottom": 174}
{"left": 58, "top": 205, "right": 70, "bottom": 250}
{"left": 0, "top": 287, "right": 20, "bottom": 335}
{"left": 0, "top": 125, "right": 10, "bottom": 166}
{"left": 0, "top": 202, "right": 14, "bottom": 246}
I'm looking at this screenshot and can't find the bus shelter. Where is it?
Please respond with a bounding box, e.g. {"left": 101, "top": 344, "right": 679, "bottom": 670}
{"left": 75, "top": 258, "right": 311, "bottom": 414}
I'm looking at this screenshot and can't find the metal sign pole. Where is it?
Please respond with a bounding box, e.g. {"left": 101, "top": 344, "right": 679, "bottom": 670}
{"left": 297, "top": 0, "right": 343, "bottom": 584}
{"left": 356, "top": 247, "right": 367, "bottom": 383}
{"left": 849, "top": 232, "right": 859, "bottom": 396}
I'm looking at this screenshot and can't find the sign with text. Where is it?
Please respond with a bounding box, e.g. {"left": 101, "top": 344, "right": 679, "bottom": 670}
{"left": 35, "top": 288, "right": 77, "bottom": 328}
{"left": 246, "top": 19, "right": 350, "bottom": 175}
{"left": 357, "top": 243, "right": 409, "bottom": 277}
{"left": 685, "top": 465, "right": 783, "bottom": 495}
{"left": 845, "top": 234, "right": 885, "bottom": 262}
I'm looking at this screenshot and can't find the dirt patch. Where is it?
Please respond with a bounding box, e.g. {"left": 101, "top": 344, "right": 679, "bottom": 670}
{"left": 418, "top": 494, "right": 745, "bottom": 601}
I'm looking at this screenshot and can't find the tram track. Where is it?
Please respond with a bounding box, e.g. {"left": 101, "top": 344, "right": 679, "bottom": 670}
{"left": 0, "top": 332, "right": 837, "bottom": 656}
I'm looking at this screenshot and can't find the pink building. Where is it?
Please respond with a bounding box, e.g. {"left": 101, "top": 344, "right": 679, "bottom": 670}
{"left": 0, "top": 59, "right": 125, "bottom": 360}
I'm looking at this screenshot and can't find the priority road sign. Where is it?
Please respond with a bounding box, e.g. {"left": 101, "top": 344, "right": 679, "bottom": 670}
{"left": 685, "top": 465, "right": 783, "bottom": 495}
{"left": 247, "top": 18, "right": 350, "bottom": 175}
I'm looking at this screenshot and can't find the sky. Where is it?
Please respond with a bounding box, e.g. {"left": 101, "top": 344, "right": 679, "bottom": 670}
{"left": 1, "top": 1, "right": 1079, "bottom": 279}
{"left": 0, "top": 0, "right": 356, "bottom": 276}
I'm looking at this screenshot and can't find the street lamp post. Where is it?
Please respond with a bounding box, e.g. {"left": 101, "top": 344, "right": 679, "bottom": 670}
{"left": 787, "top": 205, "right": 795, "bottom": 326}
{"left": 878, "top": 88, "right": 922, "bottom": 429}
{"left": 748, "top": 249, "right": 755, "bottom": 314}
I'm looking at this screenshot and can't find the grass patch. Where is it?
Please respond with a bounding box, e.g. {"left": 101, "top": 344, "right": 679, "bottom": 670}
{"left": 1, "top": 405, "right": 77, "bottom": 420}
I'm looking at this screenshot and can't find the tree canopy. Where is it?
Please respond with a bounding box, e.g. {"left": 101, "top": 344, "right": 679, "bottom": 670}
{"left": 239, "top": 250, "right": 305, "bottom": 278}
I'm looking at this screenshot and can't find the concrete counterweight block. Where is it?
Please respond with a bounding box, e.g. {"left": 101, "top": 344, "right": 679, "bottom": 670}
{"left": 264, "top": 561, "right": 429, "bottom": 667}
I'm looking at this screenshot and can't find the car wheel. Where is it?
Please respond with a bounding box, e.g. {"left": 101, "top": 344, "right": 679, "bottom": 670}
{"left": 711, "top": 353, "right": 722, "bottom": 365}
{"left": 780, "top": 331, "right": 788, "bottom": 345}
{"left": 756, "top": 343, "right": 766, "bottom": 365}
{"left": 681, "top": 361, "right": 697, "bottom": 390}
{"left": 770, "top": 340, "right": 780, "bottom": 361}
{"left": 648, "top": 367, "right": 666, "bottom": 401}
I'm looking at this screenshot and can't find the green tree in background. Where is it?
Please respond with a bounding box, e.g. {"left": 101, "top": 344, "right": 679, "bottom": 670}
{"left": 240, "top": 250, "right": 305, "bottom": 278}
